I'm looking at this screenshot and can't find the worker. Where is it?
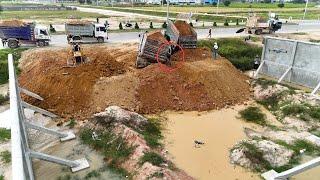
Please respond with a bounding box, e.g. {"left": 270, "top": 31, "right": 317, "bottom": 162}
{"left": 253, "top": 55, "right": 261, "bottom": 69}
{"left": 73, "top": 43, "right": 82, "bottom": 64}
{"left": 96, "top": 17, "right": 99, "bottom": 23}
{"left": 1, "top": 40, "right": 6, "bottom": 47}
{"left": 208, "top": 28, "right": 212, "bottom": 38}
{"left": 212, "top": 42, "right": 219, "bottom": 60}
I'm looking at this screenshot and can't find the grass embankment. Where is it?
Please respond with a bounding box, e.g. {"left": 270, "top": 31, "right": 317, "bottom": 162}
{"left": 0, "top": 10, "right": 109, "bottom": 20}
{"left": 239, "top": 106, "right": 267, "bottom": 126}
{"left": 198, "top": 38, "right": 262, "bottom": 71}
{"left": 0, "top": 48, "right": 27, "bottom": 85}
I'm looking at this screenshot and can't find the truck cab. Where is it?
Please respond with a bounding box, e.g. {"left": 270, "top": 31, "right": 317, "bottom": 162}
{"left": 94, "top": 24, "right": 108, "bottom": 43}
{"left": 34, "top": 25, "right": 51, "bottom": 46}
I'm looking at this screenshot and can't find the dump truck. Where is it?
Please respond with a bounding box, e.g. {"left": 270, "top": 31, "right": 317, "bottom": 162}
{"left": 165, "top": 20, "right": 197, "bottom": 49}
{"left": 136, "top": 31, "right": 172, "bottom": 68}
{"left": 0, "top": 21, "right": 50, "bottom": 48}
{"left": 65, "top": 21, "right": 108, "bottom": 43}
{"left": 244, "top": 13, "right": 282, "bottom": 35}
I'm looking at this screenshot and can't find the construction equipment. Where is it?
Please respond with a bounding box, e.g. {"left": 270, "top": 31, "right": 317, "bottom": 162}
{"left": 136, "top": 31, "right": 172, "bottom": 68}
{"left": 65, "top": 21, "right": 108, "bottom": 43}
{"left": 66, "top": 43, "right": 89, "bottom": 67}
{"left": 0, "top": 20, "right": 50, "bottom": 48}
{"left": 236, "top": 13, "right": 282, "bottom": 35}
{"left": 165, "top": 20, "right": 197, "bottom": 49}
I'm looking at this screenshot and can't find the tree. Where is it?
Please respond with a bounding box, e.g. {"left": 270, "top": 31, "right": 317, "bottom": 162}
{"left": 134, "top": 22, "right": 139, "bottom": 29}
{"left": 150, "top": 22, "right": 153, "bottom": 29}
{"left": 119, "top": 22, "right": 123, "bottom": 30}
{"left": 213, "top": 22, "right": 217, "bottom": 26}
{"left": 263, "top": 0, "right": 271, "bottom": 3}
{"left": 278, "top": 3, "right": 285, "bottom": 8}
{"left": 292, "top": 0, "right": 304, "bottom": 3}
{"left": 162, "top": 22, "right": 167, "bottom": 28}
{"left": 224, "top": 19, "right": 229, "bottom": 26}
{"left": 223, "top": 0, "right": 231, "bottom": 7}
{"left": 189, "top": 22, "right": 193, "bottom": 27}
{"left": 78, "top": 0, "right": 85, "bottom": 4}
{"left": 87, "top": 0, "right": 92, "bottom": 4}
{"left": 236, "top": 19, "right": 239, "bottom": 26}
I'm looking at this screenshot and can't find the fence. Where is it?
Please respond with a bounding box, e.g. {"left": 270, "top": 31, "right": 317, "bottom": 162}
{"left": 255, "top": 36, "right": 320, "bottom": 95}
{"left": 8, "top": 54, "right": 89, "bottom": 180}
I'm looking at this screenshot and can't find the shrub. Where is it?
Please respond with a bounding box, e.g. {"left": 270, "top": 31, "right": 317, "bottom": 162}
{"left": 139, "top": 152, "right": 165, "bottom": 166}
{"left": 162, "top": 22, "right": 167, "bottom": 28}
{"left": 239, "top": 106, "right": 267, "bottom": 125}
{"left": 0, "top": 150, "right": 11, "bottom": 164}
{"left": 236, "top": 19, "right": 239, "bottom": 25}
{"left": 0, "top": 175, "right": 3, "bottom": 180}
{"left": 85, "top": 170, "right": 100, "bottom": 179}
{"left": 278, "top": 3, "right": 285, "bottom": 8}
{"left": 0, "top": 128, "right": 10, "bottom": 143}
{"left": 134, "top": 22, "right": 140, "bottom": 29}
{"left": 213, "top": 22, "right": 217, "bottom": 26}
{"left": 150, "top": 22, "right": 154, "bottom": 29}
{"left": 66, "top": 118, "right": 76, "bottom": 128}
{"left": 224, "top": 19, "right": 229, "bottom": 26}
{"left": 223, "top": 0, "right": 231, "bottom": 7}
{"left": 119, "top": 22, "right": 123, "bottom": 30}
{"left": 189, "top": 22, "right": 193, "bottom": 27}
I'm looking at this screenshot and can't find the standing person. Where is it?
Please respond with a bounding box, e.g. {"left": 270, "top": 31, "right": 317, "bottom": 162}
{"left": 212, "top": 42, "right": 219, "bottom": 60}
{"left": 208, "top": 28, "right": 212, "bottom": 38}
{"left": 1, "top": 39, "right": 6, "bottom": 47}
{"left": 253, "top": 55, "right": 260, "bottom": 70}
{"left": 96, "top": 17, "right": 99, "bottom": 23}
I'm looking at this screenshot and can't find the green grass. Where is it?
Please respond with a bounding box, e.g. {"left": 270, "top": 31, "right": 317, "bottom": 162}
{"left": 0, "top": 94, "right": 9, "bottom": 105}
{"left": 275, "top": 139, "right": 320, "bottom": 156}
{"left": 257, "top": 91, "right": 286, "bottom": 111}
{"left": 85, "top": 170, "right": 101, "bottom": 179}
{"left": 139, "top": 152, "right": 165, "bottom": 166}
{"left": 79, "top": 128, "right": 133, "bottom": 178}
{"left": 198, "top": 38, "right": 262, "bottom": 71}
{"left": 281, "top": 103, "right": 320, "bottom": 122}
{"left": 239, "top": 106, "right": 267, "bottom": 126}
{"left": 255, "top": 78, "right": 277, "bottom": 89}
{"left": 139, "top": 118, "right": 163, "bottom": 148}
{"left": 0, "top": 175, "right": 4, "bottom": 180}
{"left": 0, "top": 150, "right": 11, "bottom": 164}
{"left": 0, "top": 128, "right": 10, "bottom": 143}
{"left": 0, "top": 10, "right": 109, "bottom": 20}
{"left": 310, "top": 39, "right": 320, "bottom": 43}
{"left": 57, "top": 174, "right": 71, "bottom": 180}
{"left": 66, "top": 118, "right": 76, "bottom": 129}
{"left": 0, "top": 48, "right": 27, "bottom": 85}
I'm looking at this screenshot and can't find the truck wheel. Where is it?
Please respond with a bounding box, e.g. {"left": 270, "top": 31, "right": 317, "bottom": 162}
{"left": 8, "top": 40, "right": 18, "bottom": 49}
{"left": 255, "top": 29, "right": 262, "bottom": 35}
{"left": 38, "top": 41, "right": 45, "bottom": 47}
{"left": 97, "top": 37, "right": 104, "bottom": 43}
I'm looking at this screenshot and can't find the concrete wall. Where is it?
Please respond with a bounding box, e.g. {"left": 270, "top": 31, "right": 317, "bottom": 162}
{"left": 259, "top": 37, "right": 320, "bottom": 89}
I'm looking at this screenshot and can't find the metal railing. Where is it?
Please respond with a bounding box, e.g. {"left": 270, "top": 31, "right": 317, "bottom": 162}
{"left": 8, "top": 54, "right": 89, "bottom": 180}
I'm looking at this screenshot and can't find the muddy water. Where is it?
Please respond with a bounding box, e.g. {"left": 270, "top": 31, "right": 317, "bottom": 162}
{"left": 163, "top": 106, "right": 260, "bottom": 180}
{"left": 33, "top": 139, "right": 124, "bottom": 180}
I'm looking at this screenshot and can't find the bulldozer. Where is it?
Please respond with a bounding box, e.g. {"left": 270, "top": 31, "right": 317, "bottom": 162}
{"left": 66, "top": 43, "right": 89, "bottom": 67}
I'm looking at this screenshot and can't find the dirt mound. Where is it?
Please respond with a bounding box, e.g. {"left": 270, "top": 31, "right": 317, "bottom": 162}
{"left": 171, "top": 47, "right": 212, "bottom": 62}
{"left": 0, "top": 20, "right": 26, "bottom": 27}
{"left": 136, "top": 58, "right": 251, "bottom": 114}
{"left": 19, "top": 44, "right": 251, "bottom": 119}
{"left": 66, "top": 20, "right": 92, "bottom": 25}
{"left": 146, "top": 31, "right": 167, "bottom": 43}
{"left": 174, "top": 20, "right": 194, "bottom": 36}
{"left": 19, "top": 45, "right": 126, "bottom": 118}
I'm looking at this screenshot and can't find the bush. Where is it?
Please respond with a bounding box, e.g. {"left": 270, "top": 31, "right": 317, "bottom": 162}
{"left": 134, "top": 22, "right": 140, "bottom": 29}
{"left": 236, "top": 19, "right": 239, "bottom": 25}
{"left": 119, "top": 22, "right": 123, "bottom": 30}
{"left": 139, "top": 152, "right": 165, "bottom": 166}
{"left": 224, "top": 19, "right": 229, "bottom": 26}
{"left": 0, "top": 150, "right": 11, "bottom": 164}
{"left": 223, "top": 0, "right": 231, "bottom": 7}
{"left": 213, "top": 22, "right": 217, "bottom": 26}
{"left": 150, "top": 22, "right": 154, "bottom": 29}
{"left": 189, "top": 22, "right": 193, "bottom": 27}
{"left": 239, "top": 106, "right": 267, "bottom": 125}
{"left": 0, "top": 128, "right": 10, "bottom": 143}
{"left": 66, "top": 118, "right": 76, "bottom": 128}
{"left": 162, "top": 22, "right": 167, "bottom": 28}
{"left": 278, "top": 3, "right": 285, "bottom": 8}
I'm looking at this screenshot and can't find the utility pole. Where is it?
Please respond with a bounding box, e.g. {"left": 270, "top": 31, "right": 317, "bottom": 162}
{"left": 167, "top": 0, "right": 169, "bottom": 23}
{"left": 216, "top": 0, "right": 220, "bottom": 15}
{"left": 303, "top": 0, "right": 308, "bottom": 20}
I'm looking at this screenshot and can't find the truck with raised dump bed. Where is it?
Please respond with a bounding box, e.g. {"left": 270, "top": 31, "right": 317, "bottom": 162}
{"left": 165, "top": 20, "right": 197, "bottom": 49}
{"left": 0, "top": 20, "right": 50, "bottom": 48}
{"left": 244, "top": 13, "right": 282, "bottom": 35}
{"left": 65, "top": 21, "right": 108, "bottom": 43}
{"left": 136, "top": 31, "right": 172, "bottom": 68}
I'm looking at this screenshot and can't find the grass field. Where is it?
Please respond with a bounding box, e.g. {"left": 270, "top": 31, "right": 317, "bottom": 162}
{"left": 0, "top": 10, "right": 109, "bottom": 20}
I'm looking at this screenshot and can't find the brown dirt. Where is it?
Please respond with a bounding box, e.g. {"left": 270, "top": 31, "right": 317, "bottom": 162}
{"left": 171, "top": 47, "right": 212, "bottom": 62}
{"left": 19, "top": 45, "right": 126, "bottom": 119}
{"left": 146, "top": 31, "right": 168, "bottom": 43}
{"left": 0, "top": 20, "right": 26, "bottom": 27}
{"left": 174, "top": 20, "right": 194, "bottom": 36}
{"left": 66, "top": 20, "right": 92, "bottom": 25}
{"left": 19, "top": 43, "right": 251, "bottom": 119}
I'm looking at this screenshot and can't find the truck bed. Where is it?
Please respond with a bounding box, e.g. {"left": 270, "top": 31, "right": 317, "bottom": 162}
{"left": 166, "top": 20, "right": 197, "bottom": 49}
{"left": 65, "top": 22, "right": 94, "bottom": 37}
{"left": 0, "top": 23, "right": 34, "bottom": 41}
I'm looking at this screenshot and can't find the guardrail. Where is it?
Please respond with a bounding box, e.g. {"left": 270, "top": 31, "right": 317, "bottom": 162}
{"left": 8, "top": 54, "right": 89, "bottom": 180}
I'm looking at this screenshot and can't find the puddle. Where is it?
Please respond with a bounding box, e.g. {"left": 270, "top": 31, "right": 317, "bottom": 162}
{"left": 33, "top": 137, "right": 124, "bottom": 180}
{"left": 162, "top": 106, "right": 260, "bottom": 180}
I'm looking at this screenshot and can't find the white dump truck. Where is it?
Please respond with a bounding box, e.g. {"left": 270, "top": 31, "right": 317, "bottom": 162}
{"left": 245, "top": 13, "right": 282, "bottom": 35}
{"left": 65, "top": 21, "right": 108, "bottom": 43}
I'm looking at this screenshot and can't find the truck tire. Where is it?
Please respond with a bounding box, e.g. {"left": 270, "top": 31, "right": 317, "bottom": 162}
{"left": 97, "top": 37, "right": 104, "bottom": 43}
{"left": 8, "top": 40, "right": 19, "bottom": 49}
{"left": 38, "top": 41, "right": 45, "bottom": 47}
{"left": 255, "top": 29, "right": 262, "bottom": 35}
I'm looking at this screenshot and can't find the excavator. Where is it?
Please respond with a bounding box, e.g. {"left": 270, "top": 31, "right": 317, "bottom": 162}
{"left": 66, "top": 43, "right": 89, "bottom": 67}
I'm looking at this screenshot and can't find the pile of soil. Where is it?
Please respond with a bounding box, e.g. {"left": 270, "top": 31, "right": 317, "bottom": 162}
{"left": 66, "top": 20, "right": 92, "bottom": 25}
{"left": 0, "top": 20, "right": 26, "bottom": 27}
{"left": 174, "top": 20, "right": 194, "bottom": 36}
{"left": 19, "top": 44, "right": 251, "bottom": 119}
{"left": 136, "top": 58, "right": 250, "bottom": 114}
{"left": 19, "top": 45, "right": 126, "bottom": 118}
{"left": 146, "top": 31, "right": 168, "bottom": 43}
{"left": 171, "top": 47, "right": 212, "bottom": 62}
